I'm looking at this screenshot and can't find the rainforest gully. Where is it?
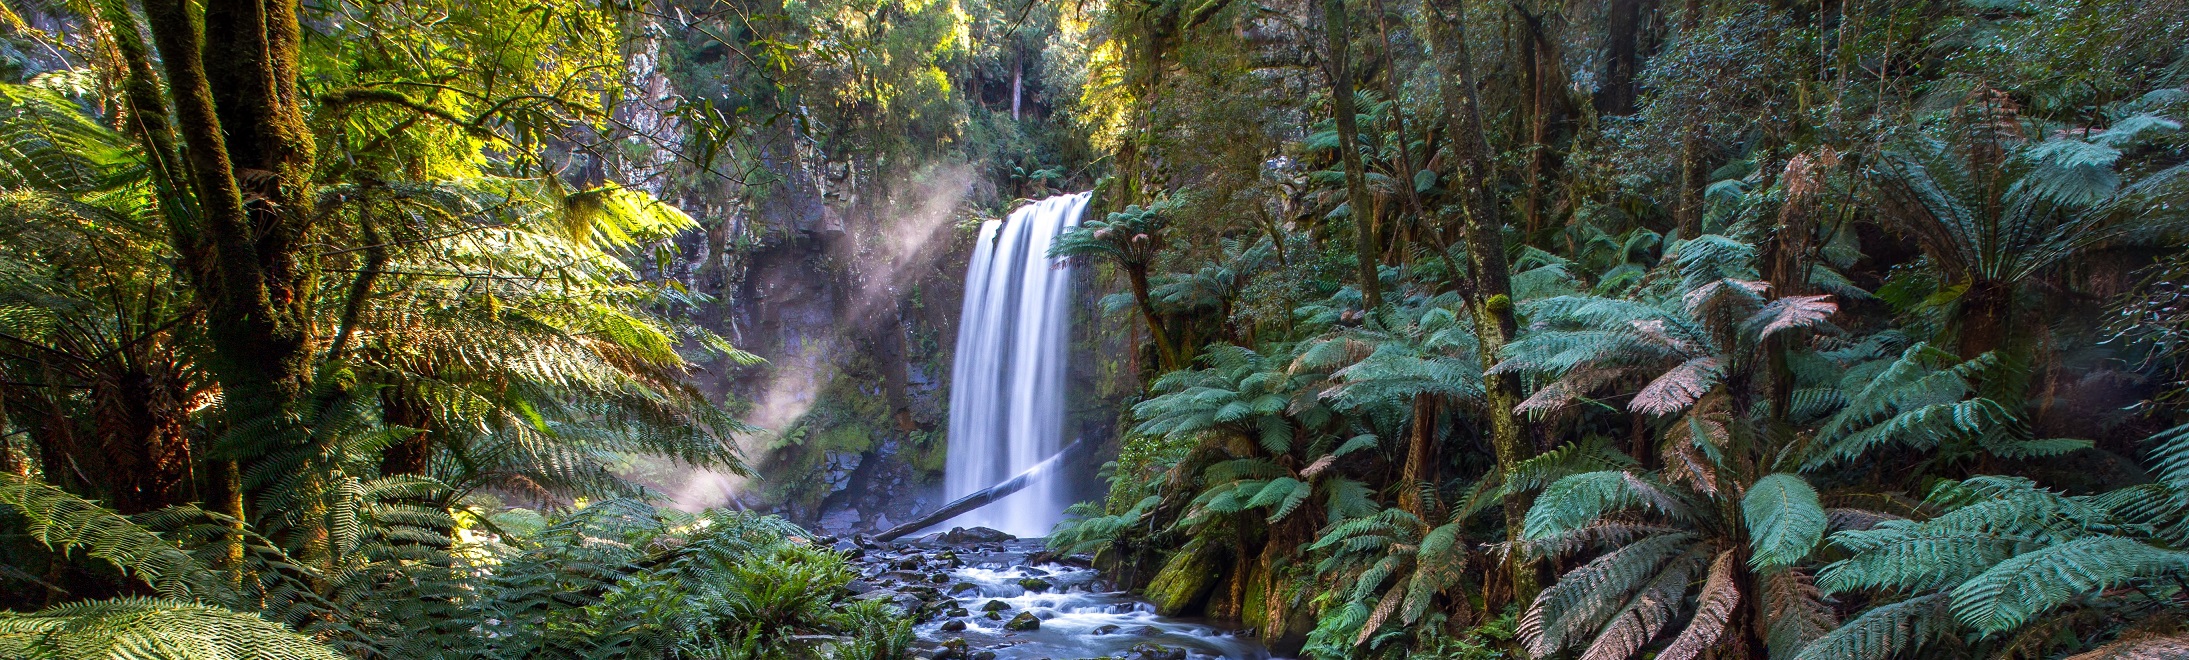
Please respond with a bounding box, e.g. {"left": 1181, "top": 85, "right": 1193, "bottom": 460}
{"left": 1, "top": 0, "right": 2188, "bottom": 659}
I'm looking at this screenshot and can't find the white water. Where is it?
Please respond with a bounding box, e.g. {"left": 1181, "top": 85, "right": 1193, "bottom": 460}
{"left": 942, "top": 193, "right": 1089, "bottom": 538}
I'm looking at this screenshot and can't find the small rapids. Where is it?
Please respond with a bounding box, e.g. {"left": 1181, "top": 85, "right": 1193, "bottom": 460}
{"left": 847, "top": 536, "right": 1277, "bottom": 659}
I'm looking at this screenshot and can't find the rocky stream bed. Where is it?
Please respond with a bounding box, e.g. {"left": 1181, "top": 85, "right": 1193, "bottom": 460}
{"left": 833, "top": 528, "right": 1277, "bottom": 660}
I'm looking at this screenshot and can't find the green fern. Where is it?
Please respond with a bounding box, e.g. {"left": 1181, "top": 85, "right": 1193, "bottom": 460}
{"left": 0, "top": 597, "right": 343, "bottom": 660}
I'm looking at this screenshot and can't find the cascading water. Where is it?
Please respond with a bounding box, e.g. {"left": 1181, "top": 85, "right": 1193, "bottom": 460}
{"left": 942, "top": 193, "right": 1089, "bottom": 538}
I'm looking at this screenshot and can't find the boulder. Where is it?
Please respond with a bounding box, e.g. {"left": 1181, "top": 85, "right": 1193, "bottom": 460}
{"left": 1126, "top": 643, "right": 1187, "bottom": 660}
{"left": 980, "top": 599, "right": 1012, "bottom": 612}
{"left": 942, "top": 526, "right": 1016, "bottom": 543}
{"left": 1003, "top": 611, "right": 1041, "bottom": 631}
{"left": 939, "top": 619, "right": 967, "bottom": 632}
{"left": 1016, "top": 577, "right": 1052, "bottom": 592}
{"left": 1142, "top": 539, "right": 1221, "bottom": 615}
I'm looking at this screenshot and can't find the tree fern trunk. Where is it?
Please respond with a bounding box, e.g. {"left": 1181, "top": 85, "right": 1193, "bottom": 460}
{"left": 1400, "top": 394, "right": 1441, "bottom": 518}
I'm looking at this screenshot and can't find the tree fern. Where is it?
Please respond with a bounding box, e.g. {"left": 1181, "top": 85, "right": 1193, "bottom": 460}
{"left": 0, "top": 598, "right": 343, "bottom": 660}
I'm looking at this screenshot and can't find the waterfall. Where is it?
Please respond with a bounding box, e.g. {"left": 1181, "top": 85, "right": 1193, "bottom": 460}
{"left": 942, "top": 193, "right": 1088, "bottom": 538}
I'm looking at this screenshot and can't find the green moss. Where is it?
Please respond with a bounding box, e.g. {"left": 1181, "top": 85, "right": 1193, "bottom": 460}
{"left": 1143, "top": 538, "right": 1221, "bottom": 616}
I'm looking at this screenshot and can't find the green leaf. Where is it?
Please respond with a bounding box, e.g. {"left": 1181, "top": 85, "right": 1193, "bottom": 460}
{"left": 1744, "top": 474, "right": 1828, "bottom": 570}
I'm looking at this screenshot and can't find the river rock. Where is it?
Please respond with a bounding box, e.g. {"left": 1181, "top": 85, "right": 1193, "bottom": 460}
{"left": 981, "top": 599, "right": 1011, "bottom": 612}
{"left": 930, "top": 638, "right": 969, "bottom": 659}
{"left": 1017, "top": 577, "right": 1052, "bottom": 592}
{"left": 1091, "top": 624, "right": 1121, "bottom": 635}
{"left": 968, "top": 651, "right": 997, "bottom": 660}
{"left": 1003, "top": 611, "right": 1041, "bottom": 631}
{"left": 939, "top": 619, "right": 966, "bottom": 632}
{"left": 1125, "top": 643, "right": 1187, "bottom": 660}
{"left": 942, "top": 526, "right": 1016, "bottom": 543}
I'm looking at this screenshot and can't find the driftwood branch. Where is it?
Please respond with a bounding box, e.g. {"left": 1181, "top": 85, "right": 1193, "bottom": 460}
{"left": 875, "top": 439, "right": 1086, "bottom": 542}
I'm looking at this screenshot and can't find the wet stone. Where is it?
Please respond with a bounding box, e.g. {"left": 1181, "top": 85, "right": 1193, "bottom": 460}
{"left": 981, "top": 599, "right": 1012, "bottom": 612}
{"left": 1017, "top": 577, "right": 1052, "bottom": 592}
{"left": 939, "top": 619, "right": 967, "bottom": 632}
{"left": 1004, "top": 611, "right": 1041, "bottom": 631}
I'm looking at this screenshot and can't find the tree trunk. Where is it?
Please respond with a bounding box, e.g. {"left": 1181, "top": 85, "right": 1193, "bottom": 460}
{"left": 1128, "top": 266, "right": 1180, "bottom": 370}
{"left": 1424, "top": 0, "right": 1538, "bottom": 607}
{"left": 91, "top": 367, "right": 192, "bottom": 514}
{"left": 1956, "top": 280, "right": 2010, "bottom": 360}
{"left": 378, "top": 384, "right": 435, "bottom": 477}
{"left": 142, "top": 0, "right": 320, "bottom": 570}
{"left": 1316, "top": 0, "right": 1383, "bottom": 310}
{"left": 1399, "top": 394, "right": 1441, "bottom": 519}
{"left": 1672, "top": 0, "right": 1708, "bottom": 238}
{"left": 1593, "top": 0, "right": 1652, "bottom": 116}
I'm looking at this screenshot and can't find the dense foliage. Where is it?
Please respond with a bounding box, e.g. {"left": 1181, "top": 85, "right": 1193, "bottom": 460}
{"left": 1047, "top": 0, "right": 2189, "bottom": 658}
{"left": 0, "top": 0, "right": 918, "bottom": 656}
{"left": 4, "top": 0, "right": 2189, "bottom": 658}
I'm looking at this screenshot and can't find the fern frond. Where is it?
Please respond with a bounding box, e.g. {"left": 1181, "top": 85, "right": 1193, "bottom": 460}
{"left": 1744, "top": 473, "right": 1829, "bottom": 569}
{"left": 1948, "top": 534, "right": 2189, "bottom": 634}
{"left": 0, "top": 597, "right": 342, "bottom": 660}
{"left": 1656, "top": 550, "right": 1741, "bottom": 660}
{"left": 0, "top": 474, "right": 228, "bottom": 603}
{"left": 1790, "top": 593, "right": 1950, "bottom": 660}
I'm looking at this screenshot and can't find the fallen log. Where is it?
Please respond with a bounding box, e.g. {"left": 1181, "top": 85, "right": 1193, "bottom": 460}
{"left": 874, "top": 439, "right": 1085, "bottom": 542}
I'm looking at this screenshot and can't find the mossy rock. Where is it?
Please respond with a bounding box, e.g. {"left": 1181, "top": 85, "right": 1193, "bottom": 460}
{"left": 981, "top": 599, "right": 1011, "bottom": 612}
{"left": 1141, "top": 540, "right": 1220, "bottom": 616}
{"left": 1004, "top": 611, "right": 1041, "bottom": 631}
{"left": 1017, "top": 577, "right": 1052, "bottom": 592}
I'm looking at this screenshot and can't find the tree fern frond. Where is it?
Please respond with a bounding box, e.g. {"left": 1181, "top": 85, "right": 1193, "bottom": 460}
{"left": 1762, "top": 568, "right": 1837, "bottom": 660}
{"left": 1948, "top": 535, "right": 2189, "bottom": 634}
{"left": 1744, "top": 474, "right": 1829, "bottom": 569}
{"left": 1577, "top": 547, "right": 1703, "bottom": 660}
{"left": 1657, "top": 550, "right": 1741, "bottom": 660}
{"left": 0, "top": 597, "right": 342, "bottom": 660}
{"left": 0, "top": 474, "right": 228, "bottom": 603}
{"left": 1791, "top": 593, "right": 1951, "bottom": 660}
{"left": 1521, "top": 532, "right": 1697, "bottom": 655}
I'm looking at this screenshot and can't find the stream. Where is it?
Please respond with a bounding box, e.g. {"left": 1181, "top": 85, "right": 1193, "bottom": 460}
{"left": 843, "top": 531, "right": 1277, "bottom": 660}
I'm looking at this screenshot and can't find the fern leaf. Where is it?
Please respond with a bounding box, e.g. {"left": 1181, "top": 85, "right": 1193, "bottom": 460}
{"left": 0, "top": 475, "right": 227, "bottom": 603}
{"left": 1657, "top": 551, "right": 1741, "bottom": 660}
{"left": 1791, "top": 593, "right": 1950, "bottom": 660}
{"left": 0, "top": 597, "right": 343, "bottom": 660}
{"left": 1948, "top": 535, "right": 2189, "bottom": 634}
{"left": 1744, "top": 474, "right": 1829, "bottom": 569}
{"left": 1761, "top": 568, "right": 1837, "bottom": 660}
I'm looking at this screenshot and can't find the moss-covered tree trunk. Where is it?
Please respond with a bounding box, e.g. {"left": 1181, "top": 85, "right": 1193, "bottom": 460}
{"left": 1424, "top": 0, "right": 1538, "bottom": 607}
{"left": 140, "top": 0, "right": 321, "bottom": 569}
{"left": 1316, "top": 0, "right": 1383, "bottom": 311}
